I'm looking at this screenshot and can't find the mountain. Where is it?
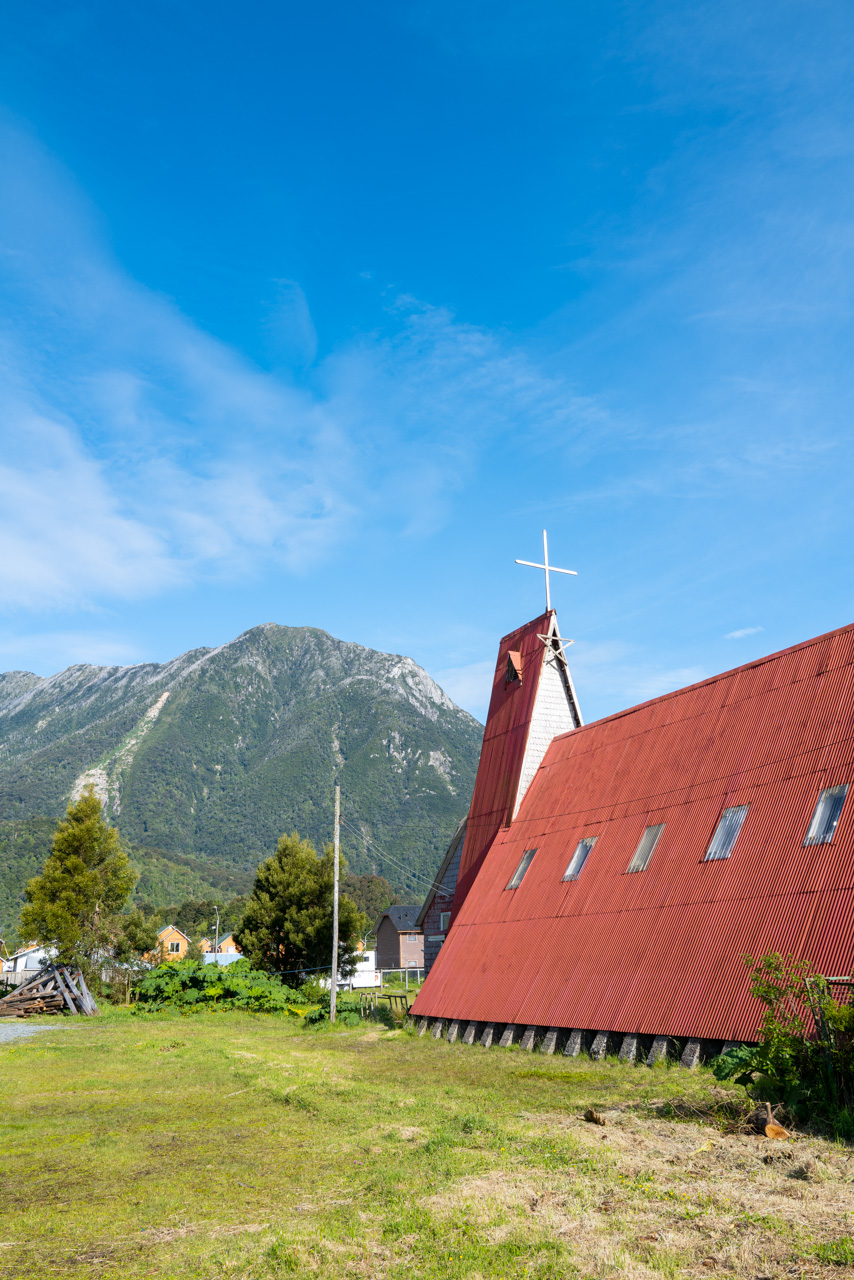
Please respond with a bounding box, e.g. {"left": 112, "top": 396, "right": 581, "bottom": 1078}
{"left": 0, "top": 624, "right": 483, "bottom": 928}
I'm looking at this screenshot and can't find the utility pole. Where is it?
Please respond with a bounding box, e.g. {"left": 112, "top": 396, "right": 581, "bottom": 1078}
{"left": 330, "top": 784, "right": 340, "bottom": 1023}
{"left": 214, "top": 905, "right": 220, "bottom": 958}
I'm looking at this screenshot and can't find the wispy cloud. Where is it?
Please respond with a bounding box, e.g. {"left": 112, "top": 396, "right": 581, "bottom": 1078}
{"left": 725, "top": 626, "right": 763, "bottom": 639}
{"left": 0, "top": 122, "right": 601, "bottom": 613}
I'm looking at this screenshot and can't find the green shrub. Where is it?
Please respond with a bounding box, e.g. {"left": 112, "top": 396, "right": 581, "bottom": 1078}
{"left": 302, "top": 991, "right": 363, "bottom": 1028}
{"left": 711, "top": 954, "right": 854, "bottom": 1135}
{"left": 132, "top": 959, "right": 308, "bottom": 1014}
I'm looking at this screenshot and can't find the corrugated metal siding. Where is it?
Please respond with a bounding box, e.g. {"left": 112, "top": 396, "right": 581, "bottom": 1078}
{"left": 412, "top": 620, "right": 854, "bottom": 1040}
{"left": 451, "top": 611, "right": 552, "bottom": 912}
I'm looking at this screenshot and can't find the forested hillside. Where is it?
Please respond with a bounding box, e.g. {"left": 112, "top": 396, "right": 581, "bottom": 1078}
{"left": 0, "top": 624, "right": 482, "bottom": 921}
{"left": 0, "top": 815, "right": 256, "bottom": 942}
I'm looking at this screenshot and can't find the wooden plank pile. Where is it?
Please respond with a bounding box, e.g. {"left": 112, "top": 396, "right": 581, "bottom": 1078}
{"left": 0, "top": 964, "right": 98, "bottom": 1018}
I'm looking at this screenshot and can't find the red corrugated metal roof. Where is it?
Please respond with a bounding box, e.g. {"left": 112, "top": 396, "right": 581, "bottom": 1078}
{"left": 412, "top": 620, "right": 854, "bottom": 1041}
{"left": 451, "top": 610, "right": 553, "bottom": 913}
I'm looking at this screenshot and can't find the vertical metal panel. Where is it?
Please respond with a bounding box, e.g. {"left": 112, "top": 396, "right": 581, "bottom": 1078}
{"left": 412, "top": 620, "right": 854, "bottom": 1041}
{"left": 451, "top": 611, "right": 553, "bottom": 911}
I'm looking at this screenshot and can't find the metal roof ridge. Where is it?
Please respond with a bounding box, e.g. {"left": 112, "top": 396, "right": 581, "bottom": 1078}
{"left": 496, "top": 608, "right": 554, "bottom": 648}
{"left": 549, "top": 618, "right": 854, "bottom": 741}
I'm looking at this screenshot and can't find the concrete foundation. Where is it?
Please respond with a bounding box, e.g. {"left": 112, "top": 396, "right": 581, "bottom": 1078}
{"left": 647, "top": 1035, "right": 669, "bottom": 1064}
{"left": 480, "top": 1022, "right": 497, "bottom": 1048}
{"left": 418, "top": 1017, "right": 430, "bottom": 1037}
{"left": 431, "top": 1018, "right": 446, "bottom": 1040}
{"left": 519, "top": 1025, "right": 538, "bottom": 1051}
{"left": 563, "top": 1029, "right": 583, "bottom": 1056}
{"left": 680, "top": 1039, "right": 702, "bottom": 1069}
{"left": 462, "top": 1021, "right": 478, "bottom": 1045}
{"left": 619, "top": 1033, "right": 639, "bottom": 1063}
{"left": 541, "top": 1028, "right": 559, "bottom": 1055}
{"left": 446, "top": 1019, "right": 461, "bottom": 1044}
{"left": 498, "top": 1023, "right": 517, "bottom": 1048}
{"left": 590, "top": 1031, "right": 610, "bottom": 1060}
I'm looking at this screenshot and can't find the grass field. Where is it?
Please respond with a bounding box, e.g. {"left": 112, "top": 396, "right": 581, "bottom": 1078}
{"left": 1, "top": 1010, "right": 852, "bottom": 1279}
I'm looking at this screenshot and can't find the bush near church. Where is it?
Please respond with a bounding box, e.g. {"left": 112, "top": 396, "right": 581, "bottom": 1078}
{"left": 713, "top": 953, "right": 854, "bottom": 1139}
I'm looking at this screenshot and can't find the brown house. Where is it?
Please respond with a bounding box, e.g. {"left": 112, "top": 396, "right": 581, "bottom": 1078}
{"left": 374, "top": 906, "right": 424, "bottom": 970}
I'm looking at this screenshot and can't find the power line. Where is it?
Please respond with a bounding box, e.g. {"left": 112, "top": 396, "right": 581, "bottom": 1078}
{"left": 338, "top": 815, "right": 447, "bottom": 895}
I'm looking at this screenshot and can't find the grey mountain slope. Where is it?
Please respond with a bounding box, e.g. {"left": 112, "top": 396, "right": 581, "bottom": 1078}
{"left": 0, "top": 624, "right": 483, "bottom": 895}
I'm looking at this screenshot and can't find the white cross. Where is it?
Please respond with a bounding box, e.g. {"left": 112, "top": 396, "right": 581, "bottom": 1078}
{"left": 515, "top": 529, "right": 577, "bottom": 612}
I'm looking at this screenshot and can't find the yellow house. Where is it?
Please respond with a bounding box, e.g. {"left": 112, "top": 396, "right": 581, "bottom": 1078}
{"left": 147, "top": 925, "right": 193, "bottom": 963}
{"left": 197, "top": 934, "right": 242, "bottom": 956}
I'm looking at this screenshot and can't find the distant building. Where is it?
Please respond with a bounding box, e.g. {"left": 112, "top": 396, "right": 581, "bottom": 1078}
{"left": 338, "top": 949, "right": 381, "bottom": 989}
{"left": 2, "top": 943, "right": 51, "bottom": 983}
{"left": 148, "top": 925, "right": 193, "bottom": 962}
{"left": 199, "top": 933, "right": 242, "bottom": 965}
{"left": 375, "top": 906, "right": 423, "bottom": 970}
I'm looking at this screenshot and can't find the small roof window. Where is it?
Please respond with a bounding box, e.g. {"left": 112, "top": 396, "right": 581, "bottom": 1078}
{"left": 627, "top": 823, "right": 665, "bottom": 873}
{"left": 506, "top": 848, "right": 537, "bottom": 889}
{"left": 704, "top": 804, "right": 749, "bottom": 861}
{"left": 505, "top": 650, "right": 523, "bottom": 685}
{"left": 562, "top": 836, "right": 596, "bottom": 882}
{"left": 804, "top": 784, "right": 849, "bottom": 846}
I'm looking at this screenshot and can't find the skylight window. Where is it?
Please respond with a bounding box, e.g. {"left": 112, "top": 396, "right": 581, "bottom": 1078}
{"left": 506, "top": 848, "right": 537, "bottom": 889}
{"left": 704, "top": 804, "right": 749, "bottom": 861}
{"left": 627, "top": 823, "right": 665, "bottom": 873}
{"left": 804, "top": 784, "right": 849, "bottom": 846}
{"left": 562, "top": 836, "right": 596, "bottom": 882}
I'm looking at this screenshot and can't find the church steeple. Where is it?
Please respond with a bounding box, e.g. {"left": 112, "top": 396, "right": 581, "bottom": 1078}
{"left": 450, "top": 607, "right": 582, "bottom": 913}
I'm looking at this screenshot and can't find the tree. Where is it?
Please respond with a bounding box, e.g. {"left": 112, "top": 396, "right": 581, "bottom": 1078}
{"left": 235, "top": 831, "right": 368, "bottom": 979}
{"left": 343, "top": 872, "right": 407, "bottom": 929}
{"left": 19, "top": 787, "right": 149, "bottom": 976}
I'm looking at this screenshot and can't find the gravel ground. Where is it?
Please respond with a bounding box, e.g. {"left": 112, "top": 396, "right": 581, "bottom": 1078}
{"left": 0, "top": 1021, "right": 54, "bottom": 1043}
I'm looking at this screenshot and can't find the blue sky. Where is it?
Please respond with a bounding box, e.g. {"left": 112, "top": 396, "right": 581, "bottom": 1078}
{"left": 1, "top": 0, "right": 854, "bottom": 722}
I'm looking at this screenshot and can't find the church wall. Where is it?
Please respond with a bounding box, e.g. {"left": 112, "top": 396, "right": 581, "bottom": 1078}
{"left": 422, "top": 825, "right": 465, "bottom": 973}
{"left": 412, "top": 619, "right": 854, "bottom": 1042}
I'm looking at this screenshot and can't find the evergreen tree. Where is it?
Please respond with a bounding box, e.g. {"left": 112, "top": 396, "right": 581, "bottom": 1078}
{"left": 235, "top": 831, "right": 368, "bottom": 979}
{"left": 19, "top": 787, "right": 145, "bottom": 973}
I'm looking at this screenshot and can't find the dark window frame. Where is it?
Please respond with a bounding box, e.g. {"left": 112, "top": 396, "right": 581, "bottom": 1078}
{"left": 626, "top": 823, "right": 665, "bottom": 873}
{"left": 505, "top": 848, "right": 537, "bottom": 890}
{"left": 562, "top": 836, "right": 597, "bottom": 882}
{"left": 704, "top": 803, "right": 750, "bottom": 862}
{"left": 804, "top": 784, "right": 849, "bottom": 846}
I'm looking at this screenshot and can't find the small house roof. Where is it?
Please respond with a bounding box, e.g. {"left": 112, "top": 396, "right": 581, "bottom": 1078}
{"left": 157, "top": 925, "right": 192, "bottom": 943}
{"left": 375, "top": 905, "right": 421, "bottom": 933}
{"left": 3, "top": 943, "right": 46, "bottom": 962}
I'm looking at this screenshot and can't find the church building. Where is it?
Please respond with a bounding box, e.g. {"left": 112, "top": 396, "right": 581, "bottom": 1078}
{"left": 412, "top": 598, "right": 854, "bottom": 1064}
